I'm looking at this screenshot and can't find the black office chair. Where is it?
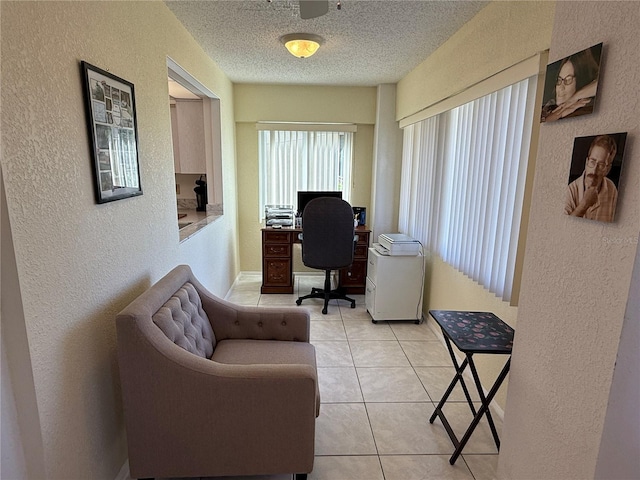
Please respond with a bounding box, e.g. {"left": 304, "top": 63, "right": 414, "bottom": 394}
{"left": 296, "top": 197, "right": 357, "bottom": 314}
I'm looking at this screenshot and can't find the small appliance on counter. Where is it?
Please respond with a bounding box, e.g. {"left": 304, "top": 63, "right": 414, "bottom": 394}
{"left": 194, "top": 175, "right": 207, "bottom": 212}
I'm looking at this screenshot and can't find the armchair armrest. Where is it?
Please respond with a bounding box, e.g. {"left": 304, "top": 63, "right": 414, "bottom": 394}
{"left": 193, "top": 279, "right": 311, "bottom": 342}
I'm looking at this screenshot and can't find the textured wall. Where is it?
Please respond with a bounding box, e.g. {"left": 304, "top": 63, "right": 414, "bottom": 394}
{"left": 1, "top": 2, "right": 238, "bottom": 478}
{"left": 499, "top": 2, "right": 640, "bottom": 479}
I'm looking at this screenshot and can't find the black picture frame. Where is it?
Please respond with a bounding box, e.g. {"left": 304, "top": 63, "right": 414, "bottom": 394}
{"left": 81, "top": 61, "right": 142, "bottom": 203}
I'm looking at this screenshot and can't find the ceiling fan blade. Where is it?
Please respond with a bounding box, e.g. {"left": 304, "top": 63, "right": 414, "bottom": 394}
{"left": 299, "top": 0, "right": 329, "bottom": 19}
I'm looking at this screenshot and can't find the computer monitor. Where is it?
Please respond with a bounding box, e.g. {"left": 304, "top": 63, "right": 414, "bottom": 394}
{"left": 297, "top": 191, "right": 342, "bottom": 216}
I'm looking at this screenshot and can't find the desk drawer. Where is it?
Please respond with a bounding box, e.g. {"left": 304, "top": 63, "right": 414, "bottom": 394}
{"left": 263, "top": 259, "right": 292, "bottom": 286}
{"left": 263, "top": 230, "right": 292, "bottom": 244}
{"left": 264, "top": 243, "right": 291, "bottom": 258}
{"left": 354, "top": 245, "right": 368, "bottom": 259}
{"left": 339, "top": 259, "right": 367, "bottom": 291}
{"left": 356, "top": 232, "right": 370, "bottom": 246}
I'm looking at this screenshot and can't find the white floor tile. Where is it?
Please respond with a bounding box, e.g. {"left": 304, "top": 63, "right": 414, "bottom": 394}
{"left": 350, "top": 340, "right": 410, "bottom": 367}
{"left": 389, "top": 321, "right": 440, "bottom": 341}
{"left": 309, "top": 456, "right": 384, "bottom": 480}
{"left": 313, "top": 341, "right": 354, "bottom": 366}
{"left": 400, "top": 340, "right": 452, "bottom": 366}
{"left": 357, "top": 367, "right": 430, "bottom": 402}
{"left": 317, "top": 366, "right": 363, "bottom": 403}
{"left": 380, "top": 455, "right": 475, "bottom": 480}
{"left": 366, "top": 402, "right": 454, "bottom": 455}
{"left": 310, "top": 320, "right": 347, "bottom": 341}
{"left": 462, "top": 454, "right": 499, "bottom": 480}
{"left": 315, "top": 403, "right": 377, "bottom": 455}
{"left": 344, "top": 318, "right": 396, "bottom": 340}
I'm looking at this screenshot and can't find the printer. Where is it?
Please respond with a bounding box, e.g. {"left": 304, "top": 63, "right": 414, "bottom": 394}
{"left": 374, "top": 233, "right": 421, "bottom": 256}
{"left": 265, "top": 205, "right": 294, "bottom": 227}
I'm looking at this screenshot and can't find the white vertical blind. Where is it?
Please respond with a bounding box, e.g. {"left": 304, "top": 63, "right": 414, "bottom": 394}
{"left": 398, "top": 77, "right": 536, "bottom": 302}
{"left": 258, "top": 130, "right": 353, "bottom": 218}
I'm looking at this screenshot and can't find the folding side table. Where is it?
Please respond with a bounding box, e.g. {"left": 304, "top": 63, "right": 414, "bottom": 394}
{"left": 428, "top": 310, "right": 514, "bottom": 465}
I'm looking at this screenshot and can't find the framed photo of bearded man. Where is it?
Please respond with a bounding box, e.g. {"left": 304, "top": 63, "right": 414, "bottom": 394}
{"left": 564, "top": 133, "right": 628, "bottom": 223}
{"left": 541, "top": 43, "right": 603, "bottom": 123}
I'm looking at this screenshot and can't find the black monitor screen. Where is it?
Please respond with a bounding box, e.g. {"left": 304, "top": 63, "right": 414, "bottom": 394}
{"left": 297, "top": 191, "right": 342, "bottom": 216}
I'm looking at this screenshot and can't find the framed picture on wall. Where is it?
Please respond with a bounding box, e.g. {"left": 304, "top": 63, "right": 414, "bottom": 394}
{"left": 540, "top": 43, "right": 603, "bottom": 123}
{"left": 564, "top": 132, "right": 627, "bottom": 223}
{"left": 81, "top": 61, "right": 142, "bottom": 203}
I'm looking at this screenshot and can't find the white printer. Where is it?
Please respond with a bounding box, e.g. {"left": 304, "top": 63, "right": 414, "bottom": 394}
{"left": 373, "top": 233, "right": 421, "bottom": 256}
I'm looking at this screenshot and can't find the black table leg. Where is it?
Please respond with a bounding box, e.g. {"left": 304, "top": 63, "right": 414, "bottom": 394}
{"left": 448, "top": 357, "right": 511, "bottom": 465}
{"left": 468, "top": 355, "right": 501, "bottom": 449}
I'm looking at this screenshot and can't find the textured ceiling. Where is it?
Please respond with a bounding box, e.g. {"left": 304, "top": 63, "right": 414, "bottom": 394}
{"left": 164, "top": 0, "right": 488, "bottom": 86}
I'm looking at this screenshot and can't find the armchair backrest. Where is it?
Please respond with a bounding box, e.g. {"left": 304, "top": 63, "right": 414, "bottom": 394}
{"left": 117, "top": 265, "right": 216, "bottom": 359}
{"left": 152, "top": 282, "right": 215, "bottom": 358}
{"left": 301, "top": 197, "right": 355, "bottom": 270}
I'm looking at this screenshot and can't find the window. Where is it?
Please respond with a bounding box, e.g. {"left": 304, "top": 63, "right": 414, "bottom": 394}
{"left": 399, "top": 77, "right": 537, "bottom": 302}
{"left": 258, "top": 127, "right": 354, "bottom": 217}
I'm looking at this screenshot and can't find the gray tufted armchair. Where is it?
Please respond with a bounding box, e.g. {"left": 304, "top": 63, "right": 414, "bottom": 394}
{"left": 116, "top": 265, "right": 318, "bottom": 480}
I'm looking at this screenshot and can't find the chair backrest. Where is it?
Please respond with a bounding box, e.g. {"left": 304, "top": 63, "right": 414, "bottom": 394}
{"left": 117, "top": 265, "right": 216, "bottom": 359}
{"left": 152, "top": 282, "right": 216, "bottom": 358}
{"left": 301, "top": 197, "right": 355, "bottom": 270}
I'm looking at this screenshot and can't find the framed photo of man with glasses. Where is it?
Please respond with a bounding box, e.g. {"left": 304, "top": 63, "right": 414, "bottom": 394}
{"left": 541, "top": 43, "right": 603, "bottom": 123}
{"left": 565, "top": 132, "right": 627, "bottom": 223}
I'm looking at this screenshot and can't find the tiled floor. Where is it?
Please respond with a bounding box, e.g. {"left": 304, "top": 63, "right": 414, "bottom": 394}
{"left": 215, "top": 273, "right": 502, "bottom": 480}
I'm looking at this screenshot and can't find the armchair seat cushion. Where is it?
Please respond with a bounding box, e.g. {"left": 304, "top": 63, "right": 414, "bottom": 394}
{"left": 213, "top": 339, "right": 316, "bottom": 366}
{"left": 212, "top": 339, "right": 320, "bottom": 415}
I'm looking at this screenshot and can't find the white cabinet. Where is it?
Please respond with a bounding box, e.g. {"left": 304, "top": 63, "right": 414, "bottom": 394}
{"left": 365, "top": 248, "right": 424, "bottom": 323}
{"left": 170, "top": 99, "right": 206, "bottom": 174}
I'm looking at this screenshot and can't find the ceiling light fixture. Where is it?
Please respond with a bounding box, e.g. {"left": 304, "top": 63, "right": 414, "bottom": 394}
{"left": 280, "top": 33, "right": 324, "bottom": 59}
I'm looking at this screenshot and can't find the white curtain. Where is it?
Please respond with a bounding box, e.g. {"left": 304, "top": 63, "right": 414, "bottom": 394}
{"left": 398, "top": 77, "right": 536, "bottom": 302}
{"left": 259, "top": 130, "right": 353, "bottom": 217}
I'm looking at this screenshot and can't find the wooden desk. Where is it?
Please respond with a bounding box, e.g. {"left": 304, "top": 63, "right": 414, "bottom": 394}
{"left": 261, "top": 225, "right": 371, "bottom": 294}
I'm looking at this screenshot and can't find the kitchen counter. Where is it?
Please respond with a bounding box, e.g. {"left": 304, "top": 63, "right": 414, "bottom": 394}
{"left": 177, "top": 206, "right": 222, "bottom": 242}
{"left": 178, "top": 209, "right": 207, "bottom": 227}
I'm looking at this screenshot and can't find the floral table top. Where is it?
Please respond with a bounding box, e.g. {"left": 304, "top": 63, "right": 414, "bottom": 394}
{"left": 429, "top": 310, "right": 514, "bottom": 354}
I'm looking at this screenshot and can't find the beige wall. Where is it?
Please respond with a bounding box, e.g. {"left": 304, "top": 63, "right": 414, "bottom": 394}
{"left": 234, "top": 84, "right": 377, "bottom": 272}
{"left": 397, "top": 1, "right": 555, "bottom": 122}
{"left": 1, "top": 2, "right": 238, "bottom": 478}
{"left": 499, "top": 2, "right": 640, "bottom": 478}
{"left": 396, "top": 1, "right": 555, "bottom": 412}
